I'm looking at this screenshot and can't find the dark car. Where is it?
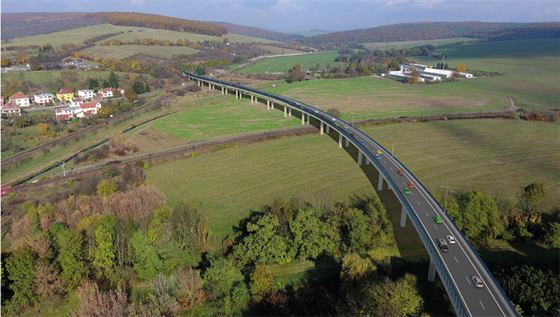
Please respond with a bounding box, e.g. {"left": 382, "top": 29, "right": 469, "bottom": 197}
{"left": 437, "top": 239, "right": 449, "bottom": 253}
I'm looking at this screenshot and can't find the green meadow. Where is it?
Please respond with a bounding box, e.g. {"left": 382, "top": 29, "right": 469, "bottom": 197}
{"left": 412, "top": 38, "right": 559, "bottom": 110}
{"left": 145, "top": 119, "right": 560, "bottom": 246}
{"left": 1, "top": 69, "right": 150, "bottom": 87}
{"left": 78, "top": 45, "right": 201, "bottom": 59}
{"left": 237, "top": 50, "right": 340, "bottom": 73}
{"left": 362, "top": 37, "right": 476, "bottom": 50}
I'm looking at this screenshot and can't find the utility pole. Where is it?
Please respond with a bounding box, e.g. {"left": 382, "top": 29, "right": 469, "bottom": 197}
{"left": 390, "top": 137, "right": 395, "bottom": 157}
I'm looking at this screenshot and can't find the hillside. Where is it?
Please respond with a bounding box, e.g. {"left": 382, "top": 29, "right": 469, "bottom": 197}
{"left": 468, "top": 22, "right": 560, "bottom": 41}
{"left": 1, "top": 12, "right": 99, "bottom": 39}
{"left": 212, "top": 22, "right": 303, "bottom": 42}
{"left": 299, "top": 21, "right": 532, "bottom": 45}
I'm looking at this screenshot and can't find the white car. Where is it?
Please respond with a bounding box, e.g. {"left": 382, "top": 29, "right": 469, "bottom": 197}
{"left": 471, "top": 276, "right": 483, "bottom": 288}
{"left": 446, "top": 235, "right": 456, "bottom": 244}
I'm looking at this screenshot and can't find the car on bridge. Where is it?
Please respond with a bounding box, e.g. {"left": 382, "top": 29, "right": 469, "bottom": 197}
{"left": 376, "top": 150, "right": 382, "bottom": 154}
{"left": 360, "top": 141, "right": 365, "bottom": 145}
{"left": 397, "top": 170, "right": 404, "bottom": 175}
{"left": 446, "top": 235, "right": 456, "bottom": 244}
{"left": 434, "top": 216, "right": 443, "bottom": 224}
{"left": 408, "top": 182, "right": 415, "bottom": 188}
{"left": 403, "top": 187, "right": 411, "bottom": 195}
{"left": 438, "top": 239, "right": 449, "bottom": 253}
{"left": 471, "top": 276, "right": 484, "bottom": 288}
{"left": 374, "top": 154, "right": 381, "bottom": 160}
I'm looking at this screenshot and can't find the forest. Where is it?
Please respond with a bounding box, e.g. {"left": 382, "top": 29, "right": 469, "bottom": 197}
{"left": 214, "top": 22, "right": 304, "bottom": 42}
{"left": 1, "top": 158, "right": 558, "bottom": 316}
{"left": 83, "top": 12, "right": 228, "bottom": 37}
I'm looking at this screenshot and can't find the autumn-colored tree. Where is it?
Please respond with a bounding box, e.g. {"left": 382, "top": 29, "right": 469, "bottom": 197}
{"left": 97, "top": 107, "right": 113, "bottom": 118}
{"left": 249, "top": 264, "right": 274, "bottom": 302}
{"left": 124, "top": 90, "right": 137, "bottom": 103}
{"left": 37, "top": 123, "right": 49, "bottom": 135}
{"left": 455, "top": 63, "right": 467, "bottom": 73}
{"left": 1, "top": 57, "right": 10, "bottom": 67}
{"left": 519, "top": 183, "right": 547, "bottom": 217}
{"left": 175, "top": 266, "right": 204, "bottom": 309}
{"left": 96, "top": 179, "right": 118, "bottom": 196}
{"left": 35, "top": 261, "right": 65, "bottom": 299}
{"left": 71, "top": 281, "right": 127, "bottom": 317}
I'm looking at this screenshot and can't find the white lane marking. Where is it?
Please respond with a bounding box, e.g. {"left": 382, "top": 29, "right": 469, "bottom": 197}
{"left": 425, "top": 212, "right": 429, "bottom": 217}
{"left": 390, "top": 167, "right": 393, "bottom": 170}
{"left": 383, "top": 160, "right": 387, "bottom": 163}
{"left": 466, "top": 276, "right": 472, "bottom": 285}
{"left": 418, "top": 201, "right": 421, "bottom": 205}
{"left": 434, "top": 224, "right": 438, "bottom": 230}
{"left": 403, "top": 182, "right": 407, "bottom": 186}
{"left": 383, "top": 153, "right": 505, "bottom": 316}
{"left": 480, "top": 300, "right": 486, "bottom": 310}
{"left": 454, "top": 256, "right": 459, "bottom": 263}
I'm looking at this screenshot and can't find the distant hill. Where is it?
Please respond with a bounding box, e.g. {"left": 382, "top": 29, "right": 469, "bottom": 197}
{"left": 299, "top": 22, "right": 536, "bottom": 46}
{"left": 1, "top": 12, "right": 99, "bottom": 39}
{"left": 84, "top": 12, "right": 227, "bottom": 37}
{"left": 212, "top": 22, "right": 303, "bottom": 42}
{"left": 468, "top": 22, "right": 560, "bottom": 41}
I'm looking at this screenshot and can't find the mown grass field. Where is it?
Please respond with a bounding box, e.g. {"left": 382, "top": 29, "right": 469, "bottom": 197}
{"left": 237, "top": 50, "right": 340, "bottom": 73}
{"left": 5, "top": 24, "right": 275, "bottom": 49}
{"left": 78, "top": 45, "right": 201, "bottom": 59}
{"left": 145, "top": 119, "right": 560, "bottom": 249}
{"left": 361, "top": 37, "right": 476, "bottom": 50}
{"left": 151, "top": 94, "right": 303, "bottom": 142}
{"left": 263, "top": 76, "right": 508, "bottom": 121}
{"left": 412, "top": 38, "right": 559, "bottom": 110}
{"left": 253, "top": 45, "right": 303, "bottom": 55}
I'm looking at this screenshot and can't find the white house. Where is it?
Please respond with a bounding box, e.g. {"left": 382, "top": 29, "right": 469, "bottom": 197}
{"left": 9, "top": 92, "right": 30, "bottom": 107}
{"left": 69, "top": 97, "right": 84, "bottom": 107}
{"left": 1, "top": 101, "right": 22, "bottom": 116}
{"left": 460, "top": 72, "right": 473, "bottom": 78}
{"left": 79, "top": 101, "right": 102, "bottom": 115}
{"left": 78, "top": 89, "right": 95, "bottom": 100}
{"left": 34, "top": 93, "right": 55, "bottom": 106}
{"left": 421, "top": 68, "right": 454, "bottom": 79}
{"left": 98, "top": 88, "right": 113, "bottom": 98}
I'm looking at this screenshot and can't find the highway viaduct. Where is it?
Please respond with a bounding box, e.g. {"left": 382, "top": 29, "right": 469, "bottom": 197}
{"left": 184, "top": 71, "right": 519, "bottom": 317}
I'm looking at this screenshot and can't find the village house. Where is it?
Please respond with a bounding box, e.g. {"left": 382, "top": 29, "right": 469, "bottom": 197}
{"left": 55, "top": 101, "right": 102, "bottom": 121}
{"left": 115, "top": 88, "right": 125, "bottom": 97}
{"left": 9, "top": 92, "right": 30, "bottom": 107}
{"left": 97, "top": 88, "right": 114, "bottom": 99}
{"left": 69, "top": 97, "right": 84, "bottom": 107}
{"left": 34, "top": 93, "right": 55, "bottom": 106}
{"left": 1, "top": 101, "right": 22, "bottom": 116}
{"left": 56, "top": 89, "right": 74, "bottom": 102}
{"left": 79, "top": 101, "right": 102, "bottom": 115}
{"left": 78, "top": 89, "right": 95, "bottom": 101}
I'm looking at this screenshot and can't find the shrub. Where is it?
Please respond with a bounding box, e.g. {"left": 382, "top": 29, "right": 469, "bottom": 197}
{"left": 136, "top": 160, "right": 144, "bottom": 168}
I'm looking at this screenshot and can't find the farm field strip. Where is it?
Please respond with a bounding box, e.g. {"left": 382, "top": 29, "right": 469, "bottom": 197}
{"left": 237, "top": 50, "right": 340, "bottom": 73}
{"left": 78, "top": 45, "right": 201, "bottom": 59}
{"left": 145, "top": 119, "right": 559, "bottom": 248}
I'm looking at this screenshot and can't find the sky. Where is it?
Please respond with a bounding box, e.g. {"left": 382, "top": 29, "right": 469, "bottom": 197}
{"left": 1, "top": 0, "right": 559, "bottom": 33}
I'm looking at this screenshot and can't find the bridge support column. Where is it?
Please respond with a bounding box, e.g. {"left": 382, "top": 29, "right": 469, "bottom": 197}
{"left": 267, "top": 99, "right": 270, "bottom": 110}
{"left": 235, "top": 90, "right": 238, "bottom": 100}
{"left": 345, "top": 137, "right": 349, "bottom": 147}
{"left": 251, "top": 94, "right": 254, "bottom": 104}
{"left": 226, "top": 88, "right": 228, "bottom": 95}
{"left": 320, "top": 121, "right": 323, "bottom": 135}
{"left": 271, "top": 101, "right": 274, "bottom": 110}
{"left": 326, "top": 125, "right": 330, "bottom": 134}
{"left": 378, "top": 174, "right": 383, "bottom": 191}
{"left": 366, "top": 158, "right": 370, "bottom": 165}
{"left": 400, "top": 205, "right": 407, "bottom": 227}
{"left": 284, "top": 106, "right": 287, "bottom": 117}
{"left": 339, "top": 134, "right": 342, "bottom": 148}
{"left": 254, "top": 95, "right": 257, "bottom": 104}
{"left": 209, "top": 84, "right": 211, "bottom": 91}
{"left": 302, "top": 113, "right": 305, "bottom": 125}
{"left": 221, "top": 87, "right": 224, "bottom": 95}
{"left": 428, "top": 258, "right": 437, "bottom": 282}
{"left": 358, "top": 151, "right": 362, "bottom": 166}
{"left": 307, "top": 114, "right": 310, "bottom": 124}
{"left": 289, "top": 107, "right": 292, "bottom": 116}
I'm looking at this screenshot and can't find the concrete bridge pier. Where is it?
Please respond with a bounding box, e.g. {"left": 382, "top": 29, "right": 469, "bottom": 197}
{"left": 366, "top": 157, "right": 370, "bottom": 165}
{"left": 320, "top": 121, "right": 323, "bottom": 135}
{"left": 226, "top": 88, "right": 228, "bottom": 95}
{"left": 251, "top": 94, "right": 254, "bottom": 104}
{"left": 428, "top": 258, "right": 437, "bottom": 282}
{"left": 221, "top": 87, "right": 224, "bottom": 95}
{"left": 271, "top": 101, "right": 274, "bottom": 110}
{"left": 358, "top": 151, "right": 362, "bottom": 166}
{"left": 339, "top": 134, "right": 342, "bottom": 148}
{"left": 284, "top": 105, "right": 287, "bottom": 117}
{"left": 326, "top": 125, "right": 330, "bottom": 134}
{"left": 307, "top": 114, "right": 310, "bottom": 124}
{"left": 302, "top": 113, "right": 305, "bottom": 125}
{"left": 401, "top": 205, "right": 407, "bottom": 227}
{"left": 345, "top": 137, "right": 349, "bottom": 147}
{"left": 289, "top": 106, "right": 292, "bottom": 116}
{"left": 378, "top": 174, "right": 383, "bottom": 191}
{"left": 267, "top": 99, "right": 270, "bottom": 110}
{"left": 235, "top": 90, "right": 239, "bottom": 100}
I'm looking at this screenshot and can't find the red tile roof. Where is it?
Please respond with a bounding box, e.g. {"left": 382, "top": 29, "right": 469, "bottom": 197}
{"left": 58, "top": 89, "right": 73, "bottom": 94}
{"left": 99, "top": 88, "right": 113, "bottom": 93}
{"left": 71, "top": 97, "right": 83, "bottom": 102}
{"left": 9, "top": 92, "right": 28, "bottom": 100}
{"left": 80, "top": 101, "right": 99, "bottom": 110}
{"left": 2, "top": 101, "right": 21, "bottom": 111}
{"left": 56, "top": 114, "right": 70, "bottom": 120}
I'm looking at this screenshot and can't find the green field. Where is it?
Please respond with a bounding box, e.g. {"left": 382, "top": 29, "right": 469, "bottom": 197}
{"left": 145, "top": 119, "right": 560, "bottom": 247}
{"left": 78, "top": 45, "right": 201, "bottom": 59}
{"left": 362, "top": 37, "right": 476, "bottom": 50}
{"left": 1, "top": 69, "right": 152, "bottom": 90}
{"left": 5, "top": 24, "right": 276, "bottom": 49}
{"left": 152, "top": 95, "right": 303, "bottom": 142}
{"left": 237, "top": 50, "right": 340, "bottom": 73}
{"left": 412, "top": 38, "right": 559, "bottom": 109}
{"left": 253, "top": 45, "right": 303, "bottom": 55}
{"left": 262, "top": 76, "right": 508, "bottom": 121}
